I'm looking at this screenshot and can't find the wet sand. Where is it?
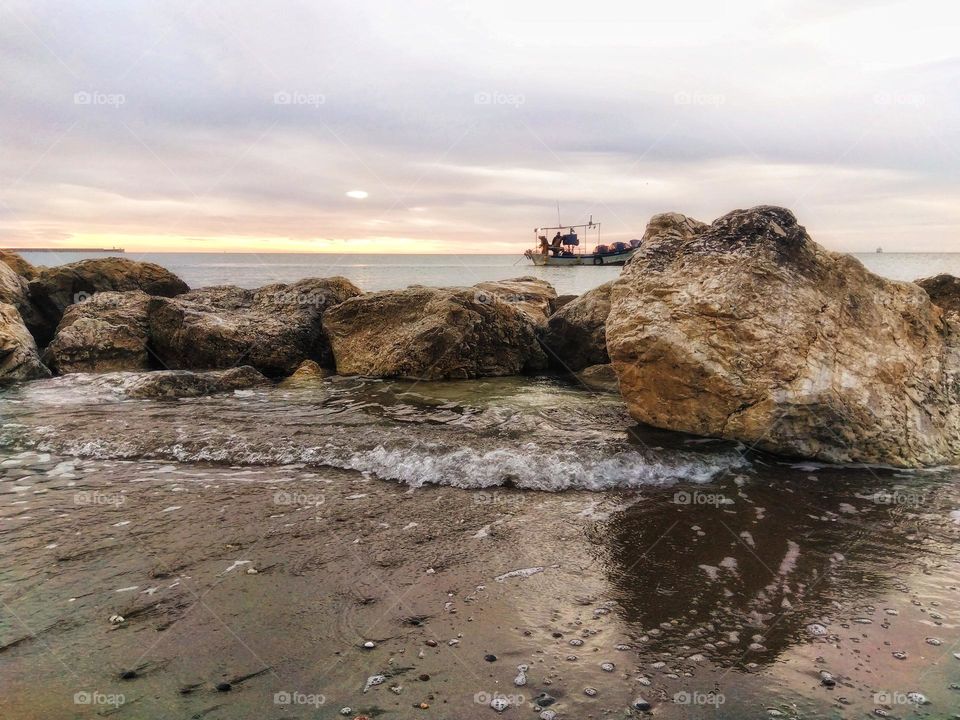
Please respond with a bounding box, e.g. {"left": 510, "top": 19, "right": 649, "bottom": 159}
{"left": 2, "top": 450, "right": 959, "bottom": 719}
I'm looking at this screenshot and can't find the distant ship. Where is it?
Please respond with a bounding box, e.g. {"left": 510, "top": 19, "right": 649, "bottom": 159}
{"left": 524, "top": 216, "right": 641, "bottom": 266}
{"left": 876, "top": 247, "right": 884, "bottom": 253}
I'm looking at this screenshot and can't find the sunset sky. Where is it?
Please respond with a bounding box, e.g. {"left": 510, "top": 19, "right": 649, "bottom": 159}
{"left": 1, "top": 0, "right": 959, "bottom": 253}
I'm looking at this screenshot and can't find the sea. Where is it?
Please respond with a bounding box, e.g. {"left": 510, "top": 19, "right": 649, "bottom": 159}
{"left": 17, "top": 251, "right": 960, "bottom": 296}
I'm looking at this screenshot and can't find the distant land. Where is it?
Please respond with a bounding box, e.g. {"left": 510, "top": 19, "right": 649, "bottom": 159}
{"left": 1, "top": 247, "right": 125, "bottom": 253}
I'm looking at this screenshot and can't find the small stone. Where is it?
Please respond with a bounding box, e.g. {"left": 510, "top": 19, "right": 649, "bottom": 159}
{"left": 109, "top": 614, "right": 125, "bottom": 625}
{"left": 418, "top": 702, "right": 429, "bottom": 709}
{"left": 215, "top": 682, "right": 232, "bottom": 692}
{"left": 484, "top": 654, "right": 497, "bottom": 662}
{"left": 819, "top": 670, "right": 836, "bottom": 687}
{"left": 340, "top": 709, "right": 351, "bottom": 716}
{"left": 600, "top": 662, "right": 615, "bottom": 672}
{"left": 425, "top": 639, "right": 438, "bottom": 647}
{"left": 363, "top": 641, "right": 376, "bottom": 649}
{"left": 448, "top": 638, "right": 459, "bottom": 646}
{"left": 534, "top": 692, "right": 556, "bottom": 707}
{"left": 892, "top": 650, "right": 908, "bottom": 660}
{"left": 490, "top": 696, "right": 510, "bottom": 712}
{"left": 419, "top": 674, "right": 430, "bottom": 681}
{"left": 540, "top": 711, "right": 557, "bottom": 720}
{"left": 119, "top": 670, "right": 137, "bottom": 680}
{"left": 925, "top": 637, "right": 942, "bottom": 646}
{"left": 245, "top": 567, "right": 257, "bottom": 574}
{"left": 584, "top": 687, "right": 598, "bottom": 697}
{"left": 632, "top": 696, "right": 652, "bottom": 711}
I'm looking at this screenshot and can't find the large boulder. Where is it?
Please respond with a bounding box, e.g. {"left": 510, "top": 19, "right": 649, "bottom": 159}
{"left": 0, "top": 303, "right": 50, "bottom": 381}
{"left": 0, "top": 250, "right": 38, "bottom": 279}
{"left": 607, "top": 205, "right": 960, "bottom": 467}
{"left": 917, "top": 274, "right": 960, "bottom": 314}
{"left": 323, "top": 284, "right": 548, "bottom": 379}
{"left": 574, "top": 363, "right": 620, "bottom": 394}
{"left": 43, "top": 291, "right": 152, "bottom": 374}
{"left": 123, "top": 366, "right": 269, "bottom": 399}
{"left": 0, "top": 261, "right": 44, "bottom": 337}
{"left": 148, "top": 277, "right": 362, "bottom": 377}
{"left": 640, "top": 212, "right": 710, "bottom": 245}
{"left": 539, "top": 281, "right": 613, "bottom": 370}
{"left": 27, "top": 257, "right": 189, "bottom": 345}
{"left": 472, "top": 277, "right": 557, "bottom": 325}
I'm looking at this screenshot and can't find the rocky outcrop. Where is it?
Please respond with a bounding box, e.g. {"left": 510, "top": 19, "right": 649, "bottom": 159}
{"left": 123, "top": 366, "right": 269, "bottom": 399}
{"left": 917, "top": 274, "right": 960, "bottom": 314}
{"left": 44, "top": 292, "right": 152, "bottom": 374}
{"left": 0, "top": 261, "right": 44, "bottom": 337}
{"left": 0, "top": 303, "right": 50, "bottom": 381}
{"left": 323, "top": 283, "right": 548, "bottom": 379}
{"left": 540, "top": 281, "right": 613, "bottom": 371}
{"left": 574, "top": 363, "right": 620, "bottom": 394}
{"left": 28, "top": 257, "right": 189, "bottom": 345}
{"left": 607, "top": 205, "right": 960, "bottom": 468}
{"left": 552, "top": 294, "right": 578, "bottom": 312}
{"left": 148, "top": 277, "right": 362, "bottom": 377}
{"left": 640, "top": 212, "right": 709, "bottom": 245}
{"left": 0, "top": 250, "right": 38, "bottom": 279}
{"left": 283, "top": 359, "right": 333, "bottom": 382}
{"left": 472, "top": 277, "right": 557, "bottom": 325}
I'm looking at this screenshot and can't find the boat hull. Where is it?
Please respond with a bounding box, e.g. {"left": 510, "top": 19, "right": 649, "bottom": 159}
{"left": 526, "top": 246, "right": 638, "bottom": 266}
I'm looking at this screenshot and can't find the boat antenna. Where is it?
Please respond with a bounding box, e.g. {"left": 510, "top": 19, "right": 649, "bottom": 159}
{"left": 556, "top": 200, "right": 561, "bottom": 227}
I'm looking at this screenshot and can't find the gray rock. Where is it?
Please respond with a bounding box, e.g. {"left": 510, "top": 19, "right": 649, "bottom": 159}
{"left": 0, "top": 302, "right": 51, "bottom": 382}
{"left": 541, "top": 281, "right": 614, "bottom": 371}
{"left": 124, "top": 366, "right": 269, "bottom": 399}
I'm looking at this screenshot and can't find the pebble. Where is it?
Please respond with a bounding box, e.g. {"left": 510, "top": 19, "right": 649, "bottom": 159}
{"left": 109, "top": 614, "right": 125, "bottom": 625}
{"left": 484, "top": 654, "right": 497, "bottom": 662}
{"left": 340, "top": 708, "right": 351, "bottom": 716}
{"left": 926, "top": 637, "right": 943, "bottom": 646}
{"left": 584, "top": 687, "right": 598, "bottom": 697}
{"left": 119, "top": 670, "right": 137, "bottom": 680}
{"left": 819, "top": 670, "right": 836, "bottom": 687}
{"left": 490, "top": 696, "right": 510, "bottom": 712}
{"left": 892, "top": 651, "right": 908, "bottom": 660}
{"left": 418, "top": 674, "right": 430, "bottom": 681}
{"left": 425, "top": 640, "right": 438, "bottom": 647}
{"left": 600, "top": 662, "right": 615, "bottom": 672}
{"left": 363, "top": 641, "right": 376, "bottom": 649}
{"left": 215, "top": 682, "right": 232, "bottom": 692}
{"left": 539, "top": 712, "right": 557, "bottom": 720}
{"left": 533, "top": 692, "right": 556, "bottom": 707}
{"left": 906, "top": 692, "right": 928, "bottom": 705}
{"left": 632, "top": 696, "right": 652, "bottom": 711}
{"left": 363, "top": 674, "right": 386, "bottom": 693}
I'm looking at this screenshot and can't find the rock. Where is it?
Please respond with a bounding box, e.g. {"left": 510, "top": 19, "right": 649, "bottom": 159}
{"left": 632, "top": 696, "right": 652, "bottom": 711}
{"left": 323, "top": 284, "right": 547, "bottom": 380}
{"left": 0, "top": 261, "right": 44, "bottom": 340}
{"left": 607, "top": 205, "right": 960, "bottom": 467}
{"left": 43, "top": 291, "right": 152, "bottom": 374}
{"left": 574, "top": 363, "right": 620, "bottom": 393}
{"left": 149, "top": 277, "right": 362, "bottom": 377}
{"left": 917, "top": 274, "right": 960, "bottom": 314}
{"left": 123, "top": 366, "right": 269, "bottom": 399}
{"left": 552, "top": 294, "right": 578, "bottom": 312}
{"left": 28, "top": 257, "right": 189, "bottom": 345}
{"left": 284, "top": 359, "right": 333, "bottom": 382}
{"left": 0, "top": 303, "right": 51, "bottom": 381}
{"left": 0, "top": 250, "right": 38, "bottom": 279}
{"left": 540, "top": 281, "right": 613, "bottom": 370}
{"left": 639, "top": 211, "right": 709, "bottom": 245}
{"left": 471, "top": 277, "right": 557, "bottom": 325}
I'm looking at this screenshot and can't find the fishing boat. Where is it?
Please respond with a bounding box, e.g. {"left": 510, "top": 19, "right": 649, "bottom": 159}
{"left": 523, "top": 217, "right": 640, "bottom": 266}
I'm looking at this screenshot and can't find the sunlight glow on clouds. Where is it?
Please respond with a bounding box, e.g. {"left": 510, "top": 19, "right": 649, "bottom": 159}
{"left": 0, "top": 0, "right": 958, "bottom": 253}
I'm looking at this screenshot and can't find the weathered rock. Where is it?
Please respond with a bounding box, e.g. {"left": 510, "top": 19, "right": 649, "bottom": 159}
{"left": 0, "top": 303, "right": 50, "bottom": 381}
{"left": 283, "top": 359, "right": 333, "bottom": 382}
{"left": 472, "top": 277, "right": 557, "bottom": 325}
{"left": 607, "top": 205, "right": 960, "bottom": 467}
{"left": 574, "top": 363, "right": 620, "bottom": 394}
{"left": 0, "top": 262, "right": 44, "bottom": 339}
{"left": 917, "top": 274, "right": 960, "bottom": 314}
{"left": 323, "top": 284, "right": 548, "bottom": 379}
{"left": 0, "top": 250, "right": 38, "bottom": 279}
{"left": 123, "top": 366, "right": 269, "bottom": 399}
{"left": 44, "top": 292, "right": 152, "bottom": 374}
{"left": 552, "top": 294, "right": 578, "bottom": 312}
{"left": 540, "top": 281, "right": 613, "bottom": 370}
{"left": 28, "top": 257, "right": 189, "bottom": 345}
{"left": 640, "top": 212, "right": 709, "bottom": 245}
{"left": 148, "top": 277, "right": 362, "bottom": 377}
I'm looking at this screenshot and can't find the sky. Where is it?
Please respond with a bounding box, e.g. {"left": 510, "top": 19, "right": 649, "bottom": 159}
{"left": 0, "top": 0, "right": 958, "bottom": 254}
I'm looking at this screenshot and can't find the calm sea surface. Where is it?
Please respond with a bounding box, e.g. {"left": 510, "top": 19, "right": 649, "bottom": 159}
{"left": 17, "top": 251, "right": 960, "bottom": 295}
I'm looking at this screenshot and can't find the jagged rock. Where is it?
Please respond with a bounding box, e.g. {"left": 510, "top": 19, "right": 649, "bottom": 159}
{"left": 283, "top": 359, "right": 333, "bottom": 382}
{"left": 472, "top": 277, "right": 557, "bottom": 325}
{"left": 0, "top": 261, "right": 44, "bottom": 339}
{"left": 574, "top": 363, "right": 620, "bottom": 394}
{"left": 917, "top": 274, "right": 960, "bottom": 314}
{"left": 540, "top": 281, "right": 613, "bottom": 370}
{"left": 640, "top": 212, "right": 709, "bottom": 244}
{"left": 123, "top": 366, "right": 269, "bottom": 399}
{"left": 0, "top": 302, "right": 50, "bottom": 381}
{"left": 552, "top": 294, "right": 578, "bottom": 312}
{"left": 323, "top": 284, "right": 548, "bottom": 379}
{"left": 0, "top": 250, "right": 38, "bottom": 279}
{"left": 607, "top": 205, "right": 960, "bottom": 467}
{"left": 28, "top": 257, "right": 189, "bottom": 345}
{"left": 148, "top": 277, "right": 362, "bottom": 377}
{"left": 43, "top": 291, "right": 152, "bottom": 374}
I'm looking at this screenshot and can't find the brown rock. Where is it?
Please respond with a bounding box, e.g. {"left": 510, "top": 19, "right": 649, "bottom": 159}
{"left": 552, "top": 294, "right": 578, "bottom": 312}
{"left": 0, "top": 261, "right": 44, "bottom": 338}
{"left": 284, "top": 359, "right": 333, "bottom": 382}
{"left": 28, "top": 257, "right": 189, "bottom": 345}
{"left": 917, "top": 274, "right": 960, "bottom": 314}
{"left": 0, "top": 250, "right": 38, "bottom": 279}
{"left": 43, "top": 291, "right": 152, "bottom": 374}
{"left": 148, "top": 277, "right": 362, "bottom": 377}
{"left": 574, "top": 363, "right": 620, "bottom": 394}
{"left": 0, "top": 302, "right": 50, "bottom": 382}
{"left": 607, "top": 205, "right": 960, "bottom": 467}
{"left": 323, "top": 284, "right": 547, "bottom": 380}
{"left": 471, "top": 277, "right": 557, "bottom": 325}
{"left": 124, "top": 366, "right": 269, "bottom": 399}
{"left": 540, "top": 281, "right": 613, "bottom": 371}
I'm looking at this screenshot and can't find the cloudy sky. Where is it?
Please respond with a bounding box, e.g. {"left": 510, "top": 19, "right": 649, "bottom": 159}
{"left": 1, "top": 0, "right": 958, "bottom": 253}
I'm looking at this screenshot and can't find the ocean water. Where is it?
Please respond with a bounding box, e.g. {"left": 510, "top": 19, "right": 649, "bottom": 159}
{"left": 17, "top": 251, "right": 960, "bottom": 294}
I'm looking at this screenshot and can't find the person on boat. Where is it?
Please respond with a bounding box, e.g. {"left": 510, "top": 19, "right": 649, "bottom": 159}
{"left": 538, "top": 236, "right": 549, "bottom": 255}
{"left": 550, "top": 232, "right": 563, "bottom": 256}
